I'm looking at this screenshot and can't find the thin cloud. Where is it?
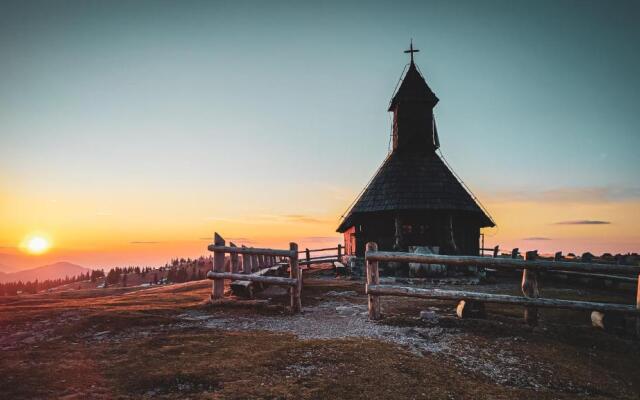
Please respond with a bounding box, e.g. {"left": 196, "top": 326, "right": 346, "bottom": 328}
{"left": 284, "top": 214, "right": 326, "bottom": 224}
{"left": 199, "top": 236, "right": 257, "bottom": 244}
{"left": 554, "top": 220, "right": 611, "bottom": 225}
{"left": 129, "top": 241, "right": 161, "bottom": 244}
{"left": 523, "top": 237, "right": 552, "bottom": 241}
{"left": 227, "top": 237, "right": 257, "bottom": 244}
{"left": 205, "top": 214, "right": 329, "bottom": 225}
{"left": 203, "top": 217, "right": 238, "bottom": 222}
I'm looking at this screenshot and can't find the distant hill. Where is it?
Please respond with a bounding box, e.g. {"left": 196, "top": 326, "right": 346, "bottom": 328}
{"left": 0, "top": 262, "right": 90, "bottom": 283}
{"left": 0, "top": 262, "right": 18, "bottom": 273}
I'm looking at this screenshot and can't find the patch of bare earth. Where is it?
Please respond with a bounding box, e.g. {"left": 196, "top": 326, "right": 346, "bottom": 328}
{"left": 0, "top": 276, "right": 639, "bottom": 399}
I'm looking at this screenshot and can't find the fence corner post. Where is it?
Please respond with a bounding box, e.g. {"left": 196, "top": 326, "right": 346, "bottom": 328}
{"left": 289, "top": 243, "right": 302, "bottom": 313}
{"left": 554, "top": 251, "right": 563, "bottom": 261}
{"left": 337, "top": 244, "right": 342, "bottom": 260}
{"left": 212, "top": 233, "right": 226, "bottom": 300}
{"left": 366, "top": 242, "right": 381, "bottom": 320}
{"left": 511, "top": 248, "right": 519, "bottom": 259}
{"left": 636, "top": 273, "right": 640, "bottom": 338}
{"left": 522, "top": 250, "right": 539, "bottom": 326}
{"left": 251, "top": 250, "right": 258, "bottom": 273}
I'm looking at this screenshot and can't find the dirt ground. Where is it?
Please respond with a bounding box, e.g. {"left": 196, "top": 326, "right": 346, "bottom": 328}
{"left": 1, "top": 269, "right": 639, "bottom": 399}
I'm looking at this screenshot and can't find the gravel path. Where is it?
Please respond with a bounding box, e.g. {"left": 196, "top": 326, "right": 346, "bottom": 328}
{"left": 170, "top": 290, "right": 560, "bottom": 390}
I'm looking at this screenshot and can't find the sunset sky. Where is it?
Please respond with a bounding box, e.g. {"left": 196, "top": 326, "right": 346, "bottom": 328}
{"left": 1, "top": 0, "right": 639, "bottom": 269}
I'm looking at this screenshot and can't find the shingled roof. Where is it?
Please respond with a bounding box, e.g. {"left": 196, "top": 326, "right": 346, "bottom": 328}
{"left": 337, "top": 151, "right": 495, "bottom": 231}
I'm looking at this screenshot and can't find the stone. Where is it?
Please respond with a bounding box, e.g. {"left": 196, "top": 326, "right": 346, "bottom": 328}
{"left": 408, "top": 246, "right": 446, "bottom": 277}
{"left": 334, "top": 261, "right": 348, "bottom": 275}
{"left": 419, "top": 310, "right": 439, "bottom": 322}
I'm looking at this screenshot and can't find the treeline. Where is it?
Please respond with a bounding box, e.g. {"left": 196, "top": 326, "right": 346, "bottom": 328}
{"left": 104, "top": 266, "right": 154, "bottom": 286}
{"left": 103, "top": 263, "right": 208, "bottom": 287}
{"left": 166, "top": 265, "right": 206, "bottom": 283}
{"left": 0, "top": 256, "right": 214, "bottom": 295}
{"left": 0, "top": 271, "right": 93, "bottom": 296}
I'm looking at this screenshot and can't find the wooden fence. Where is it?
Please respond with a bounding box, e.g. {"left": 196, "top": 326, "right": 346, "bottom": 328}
{"left": 299, "top": 245, "right": 342, "bottom": 267}
{"left": 206, "top": 233, "right": 302, "bottom": 313}
{"left": 480, "top": 245, "right": 500, "bottom": 257}
{"left": 365, "top": 242, "right": 640, "bottom": 334}
{"left": 481, "top": 247, "right": 637, "bottom": 284}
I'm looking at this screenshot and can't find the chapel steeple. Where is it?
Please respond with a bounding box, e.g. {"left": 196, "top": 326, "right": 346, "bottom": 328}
{"left": 389, "top": 41, "right": 440, "bottom": 153}
{"left": 337, "top": 40, "right": 494, "bottom": 258}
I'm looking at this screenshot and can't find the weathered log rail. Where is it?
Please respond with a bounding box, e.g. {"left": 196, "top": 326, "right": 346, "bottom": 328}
{"left": 366, "top": 285, "right": 640, "bottom": 314}
{"left": 299, "top": 245, "right": 342, "bottom": 267}
{"left": 480, "top": 247, "right": 637, "bottom": 286}
{"left": 365, "top": 243, "right": 640, "bottom": 334}
{"left": 207, "top": 233, "right": 302, "bottom": 313}
{"left": 367, "top": 250, "right": 640, "bottom": 275}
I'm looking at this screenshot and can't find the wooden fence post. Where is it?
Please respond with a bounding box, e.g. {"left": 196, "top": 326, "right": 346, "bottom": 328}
{"left": 366, "top": 242, "right": 381, "bottom": 320}
{"left": 229, "top": 242, "right": 239, "bottom": 273}
{"left": 493, "top": 245, "right": 499, "bottom": 258}
{"left": 212, "top": 233, "right": 225, "bottom": 300}
{"left": 242, "top": 245, "right": 252, "bottom": 274}
{"left": 305, "top": 248, "right": 311, "bottom": 268}
{"left": 522, "top": 250, "right": 540, "bottom": 326}
{"left": 511, "top": 248, "right": 519, "bottom": 259}
{"left": 337, "top": 244, "right": 342, "bottom": 260}
{"left": 636, "top": 274, "right": 640, "bottom": 337}
{"left": 251, "top": 253, "right": 258, "bottom": 272}
{"left": 289, "top": 243, "right": 301, "bottom": 313}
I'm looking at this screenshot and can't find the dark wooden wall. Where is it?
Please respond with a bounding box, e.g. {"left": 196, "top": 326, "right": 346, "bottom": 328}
{"left": 345, "top": 210, "right": 481, "bottom": 257}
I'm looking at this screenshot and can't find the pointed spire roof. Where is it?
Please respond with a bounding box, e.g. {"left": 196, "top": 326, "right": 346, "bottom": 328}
{"left": 336, "top": 42, "right": 495, "bottom": 233}
{"left": 388, "top": 61, "right": 439, "bottom": 111}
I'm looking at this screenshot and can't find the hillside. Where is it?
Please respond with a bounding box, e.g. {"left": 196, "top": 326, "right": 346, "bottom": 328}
{"left": 1, "top": 276, "right": 639, "bottom": 399}
{"left": 0, "top": 262, "right": 90, "bottom": 283}
{"left": 0, "top": 263, "right": 17, "bottom": 274}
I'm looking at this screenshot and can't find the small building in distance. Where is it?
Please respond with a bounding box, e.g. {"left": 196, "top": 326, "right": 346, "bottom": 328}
{"left": 337, "top": 43, "right": 495, "bottom": 257}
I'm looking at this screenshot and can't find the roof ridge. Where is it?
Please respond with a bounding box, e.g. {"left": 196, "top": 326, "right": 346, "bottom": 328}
{"left": 337, "top": 152, "right": 495, "bottom": 232}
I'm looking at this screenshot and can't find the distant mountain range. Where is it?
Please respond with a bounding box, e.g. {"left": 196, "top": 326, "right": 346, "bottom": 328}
{"left": 0, "top": 262, "right": 19, "bottom": 273}
{"left": 0, "top": 262, "right": 90, "bottom": 283}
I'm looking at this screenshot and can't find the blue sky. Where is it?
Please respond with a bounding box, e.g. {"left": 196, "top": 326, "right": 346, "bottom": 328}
{"left": 1, "top": 0, "right": 639, "bottom": 267}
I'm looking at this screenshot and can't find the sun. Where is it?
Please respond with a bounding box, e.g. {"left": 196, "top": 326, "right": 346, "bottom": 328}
{"left": 25, "top": 236, "right": 51, "bottom": 255}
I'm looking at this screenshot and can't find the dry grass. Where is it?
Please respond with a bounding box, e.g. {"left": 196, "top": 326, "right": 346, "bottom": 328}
{"left": 1, "top": 277, "right": 639, "bottom": 399}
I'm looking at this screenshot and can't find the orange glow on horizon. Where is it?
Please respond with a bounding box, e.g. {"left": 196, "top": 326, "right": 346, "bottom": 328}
{"left": 1, "top": 185, "right": 638, "bottom": 269}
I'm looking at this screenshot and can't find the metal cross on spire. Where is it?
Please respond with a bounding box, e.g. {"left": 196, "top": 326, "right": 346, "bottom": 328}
{"left": 404, "top": 39, "right": 419, "bottom": 64}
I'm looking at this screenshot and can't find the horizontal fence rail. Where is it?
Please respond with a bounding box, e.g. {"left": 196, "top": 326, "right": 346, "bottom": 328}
{"left": 366, "top": 251, "right": 640, "bottom": 275}
{"left": 298, "top": 246, "right": 341, "bottom": 253}
{"left": 367, "top": 285, "right": 640, "bottom": 314}
{"left": 365, "top": 243, "right": 640, "bottom": 335}
{"left": 546, "top": 270, "right": 638, "bottom": 284}
{"left": 206, "top": 272, "right": 298, "bottom": 286}
{"left": 300, "top": 245, "right": 342, "bottom": 268}
{"left": 207, "top": 245, "right": 295, "bottom": 258}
